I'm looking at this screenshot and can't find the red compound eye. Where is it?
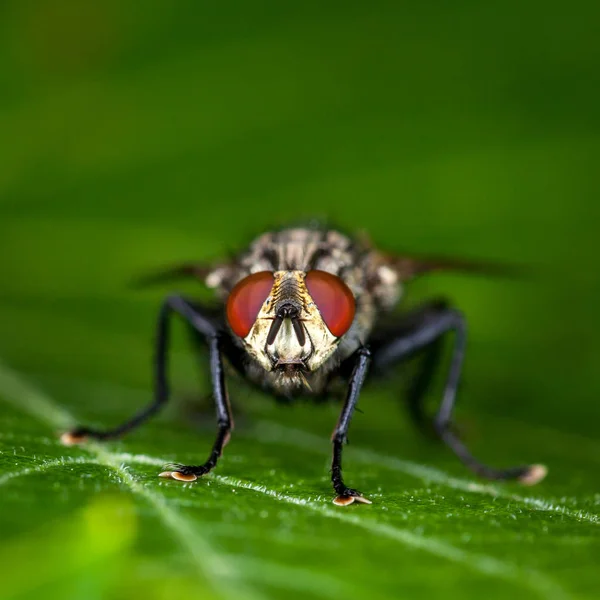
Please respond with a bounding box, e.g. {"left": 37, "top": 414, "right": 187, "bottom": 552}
{"left": 305, "top": 270, "right": 356, "bottom": 337}
{"left": 226, "top": 271, "right": 274, "bottom": 338}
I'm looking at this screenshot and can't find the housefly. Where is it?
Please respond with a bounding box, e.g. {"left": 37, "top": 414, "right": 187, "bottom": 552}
{"left": 61, "top": 227, "right": 546, "bottom": 506}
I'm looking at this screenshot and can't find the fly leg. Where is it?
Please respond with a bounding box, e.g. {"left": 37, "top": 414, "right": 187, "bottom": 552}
{"left": 62, "top": 295, "right": 234, "bottom": 482}
{"left": 331, "top": 347, "right": 373, "bottom": 506}
{"left": 372, "top": 301, "right": 547, "bottom": 485}
{"left": 405, "top": 335, "right": 444, "bottom": 436}
{"left": 370, "top": 300, "right": 446, "bottom": 436}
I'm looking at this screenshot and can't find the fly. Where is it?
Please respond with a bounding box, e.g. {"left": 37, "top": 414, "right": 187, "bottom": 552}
{"left": 61, "top": 226, "right": 547, "bottom": 506}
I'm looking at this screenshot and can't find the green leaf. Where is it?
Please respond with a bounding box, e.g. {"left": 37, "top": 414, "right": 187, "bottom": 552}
{"left": 1, "top": 2, "right": 599, "bottom": 599}
{"left": 1, "top": 358, "right": 599, "bottom": 600}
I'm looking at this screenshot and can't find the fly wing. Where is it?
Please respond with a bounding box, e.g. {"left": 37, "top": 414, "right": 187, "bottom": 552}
{"left": 385, "top": 253, "right": 527, "bottom": 281}
{"left": 131, "top": 262, "right": 213, "bottom": 288}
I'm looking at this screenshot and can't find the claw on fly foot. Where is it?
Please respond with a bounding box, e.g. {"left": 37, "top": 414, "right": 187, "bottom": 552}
{"left": 333, "top": 494, "right": 372, "bottom": 507}
{"left": 518, "top": 464, "right": 548, "bottom": 486}
{"left": 158, "top": 470, "right": 198, "bottom": 482}
{"left": 60, "top": 431, "right": 88, "bottom": 446}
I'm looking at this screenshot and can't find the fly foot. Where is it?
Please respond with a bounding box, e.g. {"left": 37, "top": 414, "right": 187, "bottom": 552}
{"left": 333, "top": 487, "right": 372, "bottom": 507}
{"left": 158, "top": 463, "right": 210, "bottom": 482}
{"left": 60, "top": 427, "right": 98, "bottom": 446}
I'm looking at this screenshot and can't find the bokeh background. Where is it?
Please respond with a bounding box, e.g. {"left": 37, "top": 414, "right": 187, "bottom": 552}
{"left": 0, "top": 1, "right": 599, "bottom": 599}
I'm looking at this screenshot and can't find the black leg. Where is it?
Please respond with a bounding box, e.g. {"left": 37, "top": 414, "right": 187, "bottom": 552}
{"left": 370, "top": 300, "right": 448, "bottom": 436}
{"left": 331, "top": 347, "right": 373, "bottom": 506}
{"left": 405, "top": 335, "right": 444, "bottom": 435}
{"left": 372, "top": 302, "right": 546, "bottom": 486}
{"left": 62, "top": 295, "right": 234, "bottom": 482}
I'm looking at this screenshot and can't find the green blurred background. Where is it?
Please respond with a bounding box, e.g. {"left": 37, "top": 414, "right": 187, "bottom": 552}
{"left": 0, "top": 1, "right": 599, "bottom": 599}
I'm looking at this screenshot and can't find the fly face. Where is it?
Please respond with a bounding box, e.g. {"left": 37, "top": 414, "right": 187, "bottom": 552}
{"left": 226, "top": 269, "right": 356, "bottom": 378}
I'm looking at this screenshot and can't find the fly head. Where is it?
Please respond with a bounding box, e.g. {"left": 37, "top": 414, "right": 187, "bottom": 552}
{"left": 226, "top": 269, "right": 356, "bottom": 378}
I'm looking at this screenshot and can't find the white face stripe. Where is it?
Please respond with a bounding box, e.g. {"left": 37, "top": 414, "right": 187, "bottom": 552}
{"left": 269, "top": 319, "right": 307, "bottom": 364}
